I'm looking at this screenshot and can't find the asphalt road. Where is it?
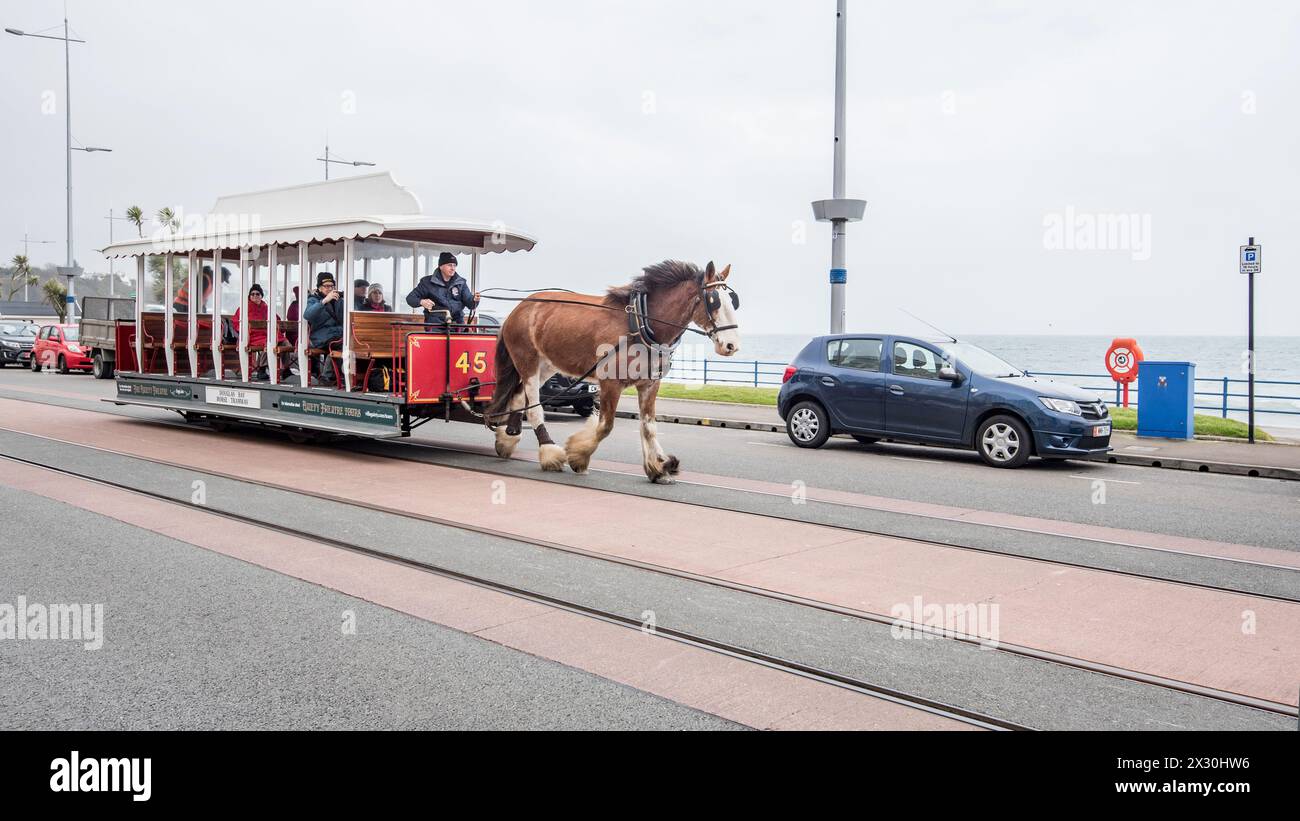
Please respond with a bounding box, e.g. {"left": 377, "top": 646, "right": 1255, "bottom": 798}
{"left": 1, "top": 366, "right": 1296, "bottom": 551}
{"left": 0, "top": 483, "right": 737, "bottom": 731}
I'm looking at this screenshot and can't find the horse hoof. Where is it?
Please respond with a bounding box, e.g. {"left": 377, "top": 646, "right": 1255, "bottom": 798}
{"left": 663, "top": 455, "right": 680, "bottom": 475}
{"left": 495, "top": 438, "right": 518, "bottom": 459}
{"left": 539, "top": 444, "right": 567, "bottom": 472}
{"left": 567, "top": 455, "right": 591, "bottom": 474}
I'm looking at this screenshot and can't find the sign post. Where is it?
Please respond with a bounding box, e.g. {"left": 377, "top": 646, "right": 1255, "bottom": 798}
{"left": 1105, "top": 338, "right": 1143, "bottom": 408}
{"left": 1239, "top": 238, "right": 1260, "bottom": 443}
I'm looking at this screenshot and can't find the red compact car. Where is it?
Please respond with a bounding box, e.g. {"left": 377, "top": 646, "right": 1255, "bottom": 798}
{"left": 31, "top": 324, "right": 92, "bottom": 374}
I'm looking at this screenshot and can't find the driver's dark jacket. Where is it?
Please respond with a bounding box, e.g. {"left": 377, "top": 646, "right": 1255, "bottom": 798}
{"left": 405, "top": 273, "right": 478, "bottom": 327}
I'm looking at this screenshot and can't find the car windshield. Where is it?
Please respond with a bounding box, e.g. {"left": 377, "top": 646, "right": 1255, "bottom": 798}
{"left": 939, "top": 341, "right": 1025, "bottom": 378}
{"left": 62, "top": 328, "right": 79, "bottom": 341}
{"left": 1, "top": 323, "right": 36, "bottom": 337}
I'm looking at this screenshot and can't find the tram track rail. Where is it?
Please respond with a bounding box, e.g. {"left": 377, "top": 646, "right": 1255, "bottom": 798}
{"left": 5, "top": 384, "right": 1296, "bottom": 586}
{"left": 2, "top": 426, "right": 1296, "bottom": 726}
{"left": 0, "top": 447, "right": 1018, "bottom": 731}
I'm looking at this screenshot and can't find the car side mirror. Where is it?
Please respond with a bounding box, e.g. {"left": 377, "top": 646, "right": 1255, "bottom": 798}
{"left": 939, "top": 365, "right": 963, "bottom": 385}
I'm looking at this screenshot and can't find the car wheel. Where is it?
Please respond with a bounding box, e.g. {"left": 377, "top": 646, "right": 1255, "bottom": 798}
{"left": 977, "top": 414, "right": 1032, "bottom": 468}
{"left": 786, "top": 400, "right": 831, "bottom": 448}
{"left": 30, "top": 354, "right": 41, "bottom": 373}
{"left": 851, "top": 435, "right": 880, "bottom": 445}
{"left": 574, "top": 402, "right": 594, "bottom": 418}
{"left": 57, "top": 355, "right": 69, "bottom": 375}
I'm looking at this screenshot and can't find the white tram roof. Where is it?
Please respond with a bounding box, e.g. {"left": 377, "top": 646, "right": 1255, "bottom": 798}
{"left": 100, "top": 172, "right": 537, "bottom": 259}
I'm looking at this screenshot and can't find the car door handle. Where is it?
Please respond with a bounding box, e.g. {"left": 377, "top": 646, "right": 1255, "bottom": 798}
{"left": 820, "top": 376, "right": 837, "bottom": 386}
{"left": 888, "top": 385, "right": 905, "bottom": 395}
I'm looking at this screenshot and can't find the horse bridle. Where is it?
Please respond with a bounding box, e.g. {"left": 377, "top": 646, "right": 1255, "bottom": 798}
{"left": 700, "top": 280, "right": 740, "bottom": 339}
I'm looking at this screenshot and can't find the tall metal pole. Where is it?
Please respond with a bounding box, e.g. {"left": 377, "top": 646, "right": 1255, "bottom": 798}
{"left": 1247, "top": 235, "right": 1255, "bottom": 444}
{"left": 829, "top": 0, "right": 847, "bottom": 334}
{"left": 64, "top": 14, "right": 75, "bottom": 321}
{"left": 324, "top": 143, "right": 329, "bottom": 180}
{"left": 812, "top": 0, "right": 864, "bottom": 334}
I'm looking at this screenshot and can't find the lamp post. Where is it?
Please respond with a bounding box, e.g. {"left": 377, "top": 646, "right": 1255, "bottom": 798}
{"left": 811, "top": 0, "right": 866, "bottom": 334}
{"left": 317, "top": 142, "right": 376, "bottom": 180}
{"left": 7, "top": 17, "right": 110, "bottom": 321}
{"left": 19, "top": 234, "right": 56, "bottom": 301}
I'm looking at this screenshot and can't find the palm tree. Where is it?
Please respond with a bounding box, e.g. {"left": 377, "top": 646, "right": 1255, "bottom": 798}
{"left": 156, "top": 207, "right": 179, "bottom": 235}
{"left": 126, "top": 205, "right": 144, "bottom": 238}
{"left": 42, "top": 278, "right": 68, "bottom": 322}
{"left": 7, "top": 254, "right": 37, "bottom": 301}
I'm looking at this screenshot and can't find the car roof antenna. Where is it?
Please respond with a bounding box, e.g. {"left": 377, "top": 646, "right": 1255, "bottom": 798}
{"left": 900, "top": 309, "right": 958, "bottom": 343}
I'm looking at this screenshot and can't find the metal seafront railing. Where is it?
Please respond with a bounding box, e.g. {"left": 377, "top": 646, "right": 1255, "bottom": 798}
{"left": 662, "top": 357, "right": 1300, "bottom": 422}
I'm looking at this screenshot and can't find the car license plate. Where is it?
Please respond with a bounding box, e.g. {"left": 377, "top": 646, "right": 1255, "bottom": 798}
{"left": 1093, "top": 424, "right": 1111, "bottom": 437}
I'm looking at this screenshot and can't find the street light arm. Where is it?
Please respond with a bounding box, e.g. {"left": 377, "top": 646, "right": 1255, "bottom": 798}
{"left": 4, "top": 28, "right": 85, "bottom": 43}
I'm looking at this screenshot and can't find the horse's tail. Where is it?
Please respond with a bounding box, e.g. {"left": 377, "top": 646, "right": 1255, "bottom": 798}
{"left": 484, "top": 335, "right": 521, "bottom": 426}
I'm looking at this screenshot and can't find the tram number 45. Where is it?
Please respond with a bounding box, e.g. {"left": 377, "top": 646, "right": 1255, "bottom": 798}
{"left": 455, "top": 351, "right": 488, "bottom": 374}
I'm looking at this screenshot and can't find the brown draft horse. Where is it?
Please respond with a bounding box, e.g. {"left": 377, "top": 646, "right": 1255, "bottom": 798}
{"left": 484, "top": 260, "right": 741, "bottom": 483}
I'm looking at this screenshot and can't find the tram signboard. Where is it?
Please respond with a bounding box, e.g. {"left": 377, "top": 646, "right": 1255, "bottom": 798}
{"left": 118, "top": 380, "right": 196, "bottom": 401}
{"left": 277, "top": 395, "right": 400, "bottom": 428}
{"left": 205, "top": 386, "right": 263, "bottom": 409}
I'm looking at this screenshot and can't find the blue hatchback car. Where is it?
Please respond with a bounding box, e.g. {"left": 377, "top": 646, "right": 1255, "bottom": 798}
{"left": 777, "top": 335, "right": 1112, "bottom": 468}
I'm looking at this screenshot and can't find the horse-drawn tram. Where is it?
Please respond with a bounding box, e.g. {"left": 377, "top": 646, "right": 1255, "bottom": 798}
{"left": 101, "top": 173, "right": 535, "bottom": 439}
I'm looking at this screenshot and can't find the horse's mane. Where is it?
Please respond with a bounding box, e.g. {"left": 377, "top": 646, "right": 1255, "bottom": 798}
{"left": 603, "top": 260, "right": 702, "bottom": 307}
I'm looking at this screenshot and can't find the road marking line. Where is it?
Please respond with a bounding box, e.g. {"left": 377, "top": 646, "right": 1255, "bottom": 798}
{"left": 1069, "top": 474, "right": 1141, "bottom": 485}
{"left": 747, "top": 441, "right": 786, "bottom": 447}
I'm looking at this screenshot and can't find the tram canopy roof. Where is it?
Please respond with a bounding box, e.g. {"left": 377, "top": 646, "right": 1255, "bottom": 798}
{"left": 100, "top": 172, "right": 537, "bottom": 259}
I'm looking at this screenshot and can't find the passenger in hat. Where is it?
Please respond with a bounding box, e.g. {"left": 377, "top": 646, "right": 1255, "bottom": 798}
{"left": 359, "top": 283, "right": 392, "bottom": 312}
{"left": 303, "top": 271, "right": 345, "bottom": 350}
{"left": 353, "top": 278, "right": 369, "bottom": 311}
{"left": 232, "top": 283, "right": 289, "bottom": 379}
{"left": 405, "top": 251, "right": 480, "bottom": 329}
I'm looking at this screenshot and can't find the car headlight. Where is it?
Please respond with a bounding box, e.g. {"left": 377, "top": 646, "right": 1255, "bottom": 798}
{"left": 67, "top": 344, "right": 82, "bottom": 353}
{"left": 1, "top": 341, "right": 17, "bottom": 349}
{"left": 1040, "top": 397, "right": 1083, "bottom": 415}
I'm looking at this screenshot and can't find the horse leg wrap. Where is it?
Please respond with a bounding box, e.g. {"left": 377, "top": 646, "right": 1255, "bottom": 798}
{"left": 534, "top": 424, "right": 555, "bottom": 445}
{"left": 506, "top": 412, "right": 523, "bottom": 437}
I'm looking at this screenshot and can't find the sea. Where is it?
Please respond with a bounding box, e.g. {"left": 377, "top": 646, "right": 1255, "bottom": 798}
{"left": 668, "top": 334, "right": 1300, "bottom": 431}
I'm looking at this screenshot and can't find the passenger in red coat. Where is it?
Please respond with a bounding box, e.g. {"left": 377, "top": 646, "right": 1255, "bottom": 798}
{"left": 231, "top": 283, "right": 286, "bottom": 348}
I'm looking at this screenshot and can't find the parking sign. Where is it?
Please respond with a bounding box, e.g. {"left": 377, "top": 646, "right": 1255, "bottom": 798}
{"left": 1240, "top": 244, "right": 1261, "bottom": 274}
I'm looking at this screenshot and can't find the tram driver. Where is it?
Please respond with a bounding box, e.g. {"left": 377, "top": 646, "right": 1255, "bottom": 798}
{"left": 406, "top": 252, "right": 480, "bottom": 330}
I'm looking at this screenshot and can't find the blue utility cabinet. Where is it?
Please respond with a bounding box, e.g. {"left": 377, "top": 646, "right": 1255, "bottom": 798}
{"left": 1137, "top": 361, "right": 1195, "bottom": 440}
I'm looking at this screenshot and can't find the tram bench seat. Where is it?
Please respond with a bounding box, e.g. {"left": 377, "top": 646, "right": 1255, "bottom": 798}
{"left": 325, "top": 312, "right": 408, "bottom": 391}
{"left": 131, "top": 312, "right": 168, "bottom": 372}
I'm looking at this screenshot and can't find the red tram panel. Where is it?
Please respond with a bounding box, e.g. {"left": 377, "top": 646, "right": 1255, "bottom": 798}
{"left": 405, "top": 332, "right": 497, "bottom": 404}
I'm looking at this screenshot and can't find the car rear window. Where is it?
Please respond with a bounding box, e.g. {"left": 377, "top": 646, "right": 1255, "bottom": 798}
{"left": 829, "top": 338, "right": 883, "bottom": 372}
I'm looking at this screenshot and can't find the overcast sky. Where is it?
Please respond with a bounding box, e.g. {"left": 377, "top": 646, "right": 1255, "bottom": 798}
{"left": 2, "top": 0, "right": 1297, "bottom": 336}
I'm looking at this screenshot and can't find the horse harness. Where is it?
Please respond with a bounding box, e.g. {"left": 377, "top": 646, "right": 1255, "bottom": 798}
{"left": 478, "top": 278, "right": 741, "bottom": 432}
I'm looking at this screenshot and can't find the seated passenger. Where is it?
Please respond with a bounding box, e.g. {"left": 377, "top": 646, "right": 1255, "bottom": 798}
{"left": 406, "top": 252, "right": 480, "bottom": 330}
{"left": 353, "top": 278, "right": 370, "bottom": 311}
{"left": 232, "top": 283, "right": 291, "bottom": 380}
{"left": 360, "top": 284, "right": 392, "bottom": 312}
{"left": 304, "top": 272, "right": 344, "bottom": 344}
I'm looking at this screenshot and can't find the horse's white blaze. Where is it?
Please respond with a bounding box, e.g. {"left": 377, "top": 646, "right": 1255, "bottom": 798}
{"left": 709, "top": 296, "right": 741, "bottom": 357}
